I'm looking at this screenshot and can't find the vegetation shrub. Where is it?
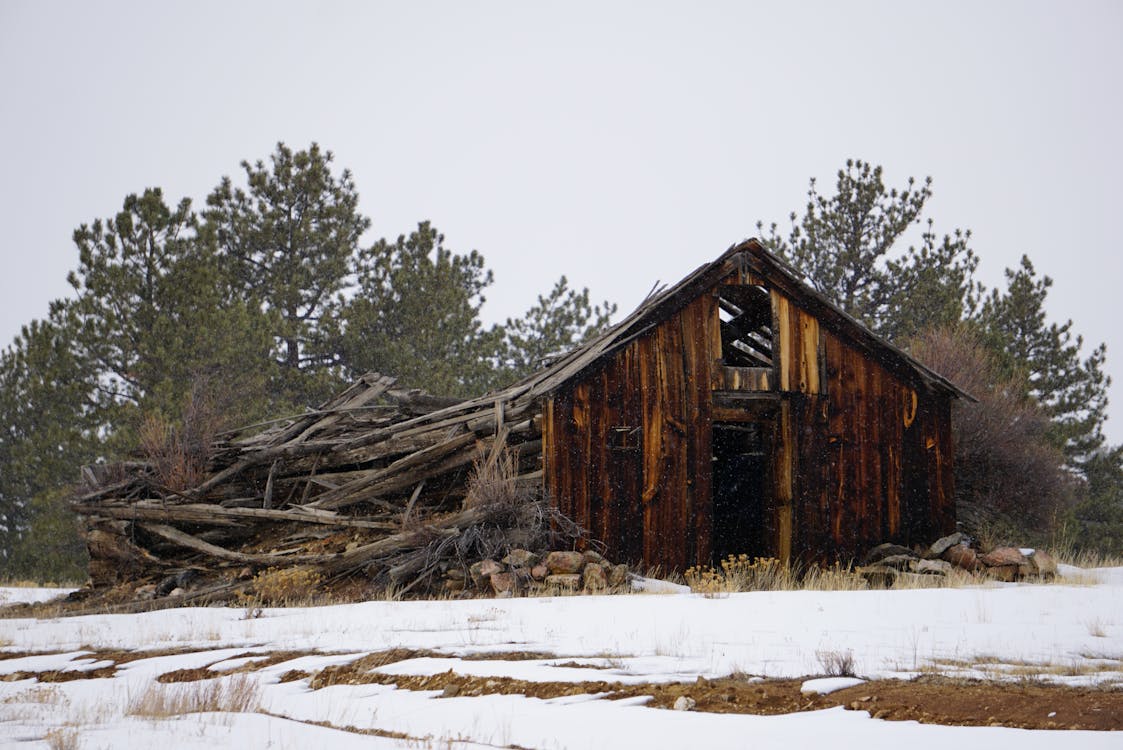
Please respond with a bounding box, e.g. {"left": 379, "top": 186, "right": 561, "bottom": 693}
{"left": 684, "top": 555, "right": 865, "bottom": 594}
{"left": 910, "top": 325, "right": 1074, "bottom": 543}
{"left": 247, "top": 567, "right": 323, "bottom": 606}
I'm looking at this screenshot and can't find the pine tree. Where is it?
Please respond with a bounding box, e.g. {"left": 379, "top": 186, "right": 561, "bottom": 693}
{"left": 203, "top": 142, "right": 368, "bottom": 405}
{"left": 0, "top": 319, "right": 98, "bottom": 566}
{"left": 66, "top": 188, "right": 197, "bottom": 413}
{"left": 1066, "top": 448, "right": 1123, "bottom": 556}
{"left": 976, "top": 256, "right": 1111, "bottom": 468}
{"left": 757, "top": 158, "right": 980, "bottom": 341}
{"left": 501, "top": 276, "right": 616, "bottom": 380}
{"left": 341, "top": 222, "right": 504, "bottom": 397}
{"left": 65, "top": 188, "right": 275, "bottom": 443}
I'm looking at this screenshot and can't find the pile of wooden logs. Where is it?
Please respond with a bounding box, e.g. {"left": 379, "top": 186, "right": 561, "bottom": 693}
{"left": 73, "top": 372, "right": 567, "bottom": 606}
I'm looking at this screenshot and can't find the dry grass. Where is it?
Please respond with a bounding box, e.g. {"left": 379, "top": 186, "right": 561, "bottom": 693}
{"left": 44, "top": 728, "right": 78, "bottom": 750}
{"left": 680, "top": 553, "right": 1085, "bottom": 595}
{"left": 1085, "top": 617, "right": 1109, "bottom": 638}
{"left": 0, "top": 578, "right": 62, "bottom": 588}
{"left": 1, "top": 684, "right": 66, "bottom": 707}
{"left": 922, "top": 654, "right": 1123, "bottom": 681}
{"left": 242, "top": 567, "right": 323, "bottom": 607}
{"left": 884, "top": 568, "right": 980, "bottom": 590}
{"left": 684, "top": 555, "right": 869, "bottom": 594}
{"left": 1048, "top": 544, "right": 1123, "bottom": 570}
{"left": 126, "top": 674, "right": 260, "bottom": 717}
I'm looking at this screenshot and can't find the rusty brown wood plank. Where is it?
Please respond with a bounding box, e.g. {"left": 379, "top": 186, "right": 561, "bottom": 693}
{"left": 662, "top": 319, "right": 689, "bottom": 572}
{"left": 885, "top": 381, "right": 904, "bottom": 539}
{"left": 587, "top": 369, "right": 607, "bottom": 549}
{"left": 618, "top": 344, "right": 644, "bottom": 563}
{"left": 543, "top": 397, "right": 557, "bottom": 510}
{"left": 867, "top": 362, "right": 885, "bottom": 546}
{"left": 552, "top": 390, "right": 574, "bottom": 522}
{"left": 775, "top": 398, "right": 795, "bottom": 566}
{"left": 688, "top": 297, "right": 715, "bottom": 568}
{"left": 772, "top": 291, "right": 793, "bottom": 391}
{"left": 799, "top": 308, "right": 821, "bottom": 394}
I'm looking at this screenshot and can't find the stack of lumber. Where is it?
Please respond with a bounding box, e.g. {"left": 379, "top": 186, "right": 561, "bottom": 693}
{"left": 72, "top": 372, "right": 550, "bottom": 602}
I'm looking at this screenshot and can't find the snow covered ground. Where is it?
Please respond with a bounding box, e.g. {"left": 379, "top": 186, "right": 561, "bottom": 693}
{"left": 1, "top": 567, "right": 1120, "bottom": 748}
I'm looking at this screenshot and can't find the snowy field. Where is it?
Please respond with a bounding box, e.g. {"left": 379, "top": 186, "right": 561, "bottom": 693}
{"left": 1, "top": 566, "right": 1120, "bottom": 749}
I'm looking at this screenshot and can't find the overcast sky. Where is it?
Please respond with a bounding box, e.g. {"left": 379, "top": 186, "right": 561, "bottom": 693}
{"left": 1, "top": 1, "right": 1121, "bottom": 442}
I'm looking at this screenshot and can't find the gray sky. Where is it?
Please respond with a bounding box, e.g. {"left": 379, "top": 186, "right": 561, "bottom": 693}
{"left": 2, "top": 1, "right": 1121, "bottom": 442}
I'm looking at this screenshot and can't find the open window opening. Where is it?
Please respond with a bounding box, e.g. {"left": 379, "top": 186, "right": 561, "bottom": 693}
{"left": 717, "top": 285, "right": 772, "bottom": 367}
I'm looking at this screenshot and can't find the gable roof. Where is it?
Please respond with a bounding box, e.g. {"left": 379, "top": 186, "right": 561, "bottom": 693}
{"left": 302, "top": 238, "right": 972, "bottom": 440}
{"left": 510, "top": 238, "right": 972, "bottom": 402}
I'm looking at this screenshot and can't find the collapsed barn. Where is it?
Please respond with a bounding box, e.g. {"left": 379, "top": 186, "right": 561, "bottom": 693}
{"left": 74, "top": 239, "right": 969, "bottom": 599}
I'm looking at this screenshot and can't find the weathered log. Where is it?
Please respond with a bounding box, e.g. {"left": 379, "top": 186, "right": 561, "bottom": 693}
{"left": 309, "top": 431, "right": 479, "bottom": 510}
{"left": 72, "top": 501, "right": 400, "bottom": 530}
{"left": 139, "top": 524, "right": 334, "bottom": 566}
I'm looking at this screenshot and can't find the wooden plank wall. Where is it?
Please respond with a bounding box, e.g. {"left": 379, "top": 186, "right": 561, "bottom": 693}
{"left": 544, "top": 293, "right": 719, "bottom": 570}
{"left": 820, "top": 330, "right": 955, "bottom": 563}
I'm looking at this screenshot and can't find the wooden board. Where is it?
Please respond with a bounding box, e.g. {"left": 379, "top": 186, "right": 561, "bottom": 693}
{"left": 771, "top": 290, "right": 822, "bottom": 394}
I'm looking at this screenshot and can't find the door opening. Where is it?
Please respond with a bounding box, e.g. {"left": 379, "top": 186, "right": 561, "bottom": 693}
{"left": 711, "top": 421, "right": 772, "bottom": 565}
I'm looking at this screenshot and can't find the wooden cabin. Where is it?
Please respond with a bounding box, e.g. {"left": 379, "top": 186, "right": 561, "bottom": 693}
{"left": 538, "top": 239, "right": 969, "bottom": 570}
{"left": 77, "top": 239, "right": 970, "bottom": 592}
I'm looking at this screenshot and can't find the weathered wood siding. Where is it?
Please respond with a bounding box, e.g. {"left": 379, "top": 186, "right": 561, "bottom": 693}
{"left": 765, "top": 286, "right": 954, "bottom": 565}
{"left": 544, "top": 293, "right": 720, "bottom": 570}
{"left": 544, "top": 275, "right": 956, "bottom": 571}
{"left": 814, "top": 325, "right": 954, "bottom": 563}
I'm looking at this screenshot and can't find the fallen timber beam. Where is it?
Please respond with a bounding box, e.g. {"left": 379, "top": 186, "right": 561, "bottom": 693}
{"left": 290, "top": 374, "right": 397, "bottom": 444}
{"left": 234, "top": 373, "right": 396, "bottom": 448}
{"left": 329, "top": 386, "right": 534, "bottom": 453}
{"left": 317, "top": 505, "right": 491, "bottom": 575}
{"left": 138, "top": 504, "right": 510, "bottom": 579}
{"left": 311, "top": 434, "right": 544, "bottom": 512}
{"left": 190, "top": 398, "right": 525, "bottom": 497}
{"left": 307, "top": 430, "right": 479, "bottom": 509}
{"left": 66, "top": 581, "right": 252, "bottom": 617}
{"left": 182, "top": 439, "right": 344, "bottom": 500}
{"left": 71, "top": 502, "right": 400, "bottom": 530}
{"left": 139, "top": 523, "right": 335, "bottom": 566}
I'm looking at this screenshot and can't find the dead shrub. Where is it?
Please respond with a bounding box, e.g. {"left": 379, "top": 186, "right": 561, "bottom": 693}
{"left": 910, "top": 325, "right": 1075, "bottom": 539}
{"left": 137, "top": 378, "right": 226, "bottom": 492}
{"left": 816, "top": 649, "right": 857, "bottom": 677}
{"left": 382, "top": 449, "right": 594, "bottom": 596}
{"left": 684, "top": 555, "right": 866, "bottom": 594}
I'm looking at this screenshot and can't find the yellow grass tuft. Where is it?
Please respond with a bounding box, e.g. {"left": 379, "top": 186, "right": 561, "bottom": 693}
{"left": 127, "top": 674, "right": 260, "bottom": 717}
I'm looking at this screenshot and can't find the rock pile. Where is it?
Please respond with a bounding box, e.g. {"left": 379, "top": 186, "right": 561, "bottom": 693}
{"left": 858, "top": 533, "right": 1059, "bottom": 587}
{"left": 446, "top": 549, "right": 631, "bottom": 597}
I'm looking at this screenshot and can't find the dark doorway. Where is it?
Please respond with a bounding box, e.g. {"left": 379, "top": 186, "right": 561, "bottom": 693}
{"left": 711, "top": 422, "right": 772, "bottom": 564}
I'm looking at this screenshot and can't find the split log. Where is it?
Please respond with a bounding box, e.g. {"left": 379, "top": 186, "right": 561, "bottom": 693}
{"left": 72, "top": 502, "right": 400, "bottom": 530}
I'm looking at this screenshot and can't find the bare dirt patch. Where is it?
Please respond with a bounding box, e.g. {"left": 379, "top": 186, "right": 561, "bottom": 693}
{"left": 298, "top": 660, "right": 1123, "bottom": 731}
{"left": 157, "top": 650, "right": 324, "bottom": 683}
{"left": 828, "top": 676, "right": 1122, "bottom": 731}
{"left": 0, "top": 646, "right": 260, "bottom": 683}
{"left": 459, "top": 650, "right": 556, "bottom": 661}
{"left": 9, "top": 643, "right": 1117, "bottom": 731}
